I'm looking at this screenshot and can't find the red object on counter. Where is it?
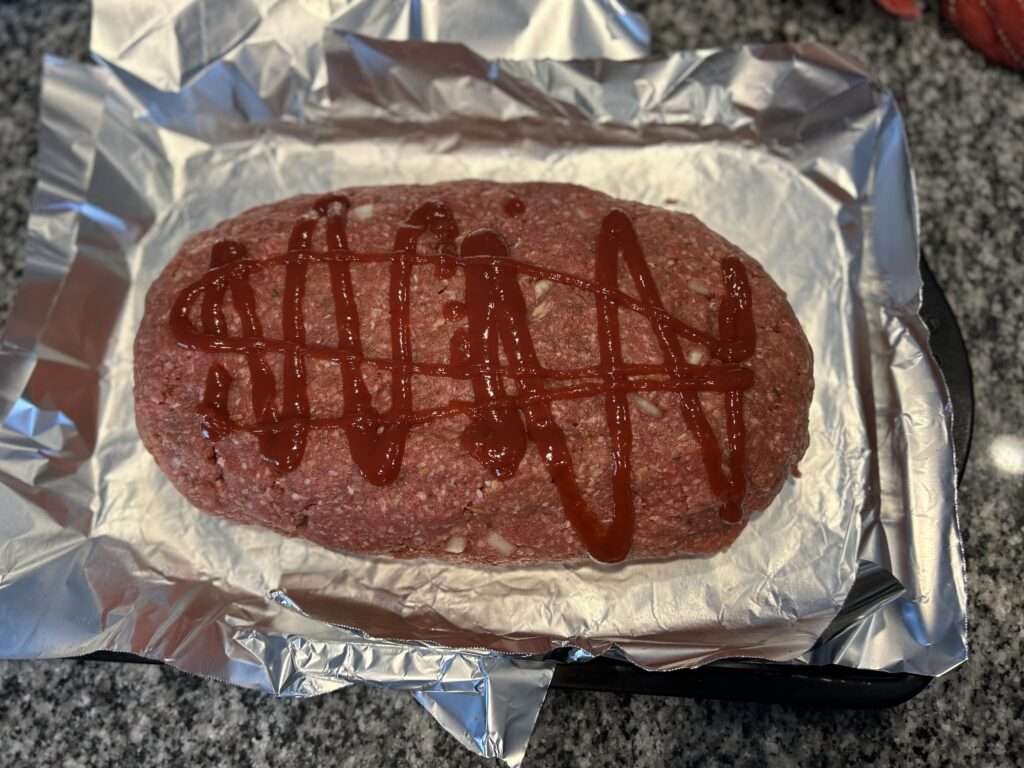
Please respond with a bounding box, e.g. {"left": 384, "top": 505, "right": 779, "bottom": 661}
{"left": 877, "top": 0, "right": 1024, "bottom": 70}
{"left": 877, "top": 0, "right": 923, "bottom": 18}
{"left": 945, "top": 0, "right": 1024, "bottom": 70}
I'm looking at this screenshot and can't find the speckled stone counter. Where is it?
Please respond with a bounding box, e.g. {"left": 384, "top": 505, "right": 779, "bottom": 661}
{"left": 1, "top": 2, "right": 1021, "bottom": 766}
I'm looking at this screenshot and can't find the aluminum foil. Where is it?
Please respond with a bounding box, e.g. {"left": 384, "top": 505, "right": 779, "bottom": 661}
{"left": 90, "top": 0, "right": 650, "bottom": 91}
{"left": 0, "top": 3, "right": 967, "bottom": 764}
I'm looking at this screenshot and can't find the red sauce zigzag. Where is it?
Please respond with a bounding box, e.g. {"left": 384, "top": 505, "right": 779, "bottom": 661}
{"left": 169, "top": 195, "right": 755, "bottom": 563}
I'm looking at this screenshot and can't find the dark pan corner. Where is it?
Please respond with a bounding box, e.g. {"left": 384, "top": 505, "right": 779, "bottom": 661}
{"left": 550, "top": 658, "right": 931, "bottom": 709}
{"left": 920, "top": 255, "right": 974, "bottom": 481}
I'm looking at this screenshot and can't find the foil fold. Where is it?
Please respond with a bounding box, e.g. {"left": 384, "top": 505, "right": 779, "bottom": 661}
{"left": 90, "top": 0, "right": 650, "bottom": 91}
{"left": 1, "top": 4, "right": 966, "bottom": 765}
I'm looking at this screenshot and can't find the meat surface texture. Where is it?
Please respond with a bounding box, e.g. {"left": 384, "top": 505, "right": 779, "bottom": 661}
{"left": 134, "top": 181, "right": 813, "bottom": 565}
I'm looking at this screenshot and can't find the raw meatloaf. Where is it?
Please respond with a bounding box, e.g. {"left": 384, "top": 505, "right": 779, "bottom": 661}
{"left": 134, "top": 180, "right": 813, "bottom": 564}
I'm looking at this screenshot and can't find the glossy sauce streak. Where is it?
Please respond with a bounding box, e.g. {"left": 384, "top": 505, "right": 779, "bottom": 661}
{"left": 503, "top": 195, "right": 526, "bottom": 217}
{"left": 170, "top": 197, "right": 755, "bottom": 562}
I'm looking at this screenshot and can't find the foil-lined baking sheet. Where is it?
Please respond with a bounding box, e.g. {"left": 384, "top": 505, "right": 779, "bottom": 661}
{"left": 0, "top": 2, "right": 966, "bottom": 765}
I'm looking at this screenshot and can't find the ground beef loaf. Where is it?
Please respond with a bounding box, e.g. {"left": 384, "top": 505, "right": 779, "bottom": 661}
{"left": 134, "top": 181, "right": 813, "bottom": 564}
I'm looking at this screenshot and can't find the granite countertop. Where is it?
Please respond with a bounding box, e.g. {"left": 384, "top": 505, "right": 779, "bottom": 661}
{"left": 1, "top": 1, "right": 1021, "bottom": 766}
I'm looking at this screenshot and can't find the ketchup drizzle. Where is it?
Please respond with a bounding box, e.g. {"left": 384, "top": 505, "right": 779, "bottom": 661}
{"left": 503, "top": 195, "right": 526, "bottom": 217}
{"left": 170, "top": 197, "right": 756, "bottom": 562}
